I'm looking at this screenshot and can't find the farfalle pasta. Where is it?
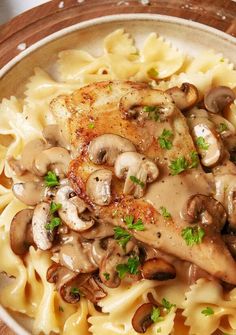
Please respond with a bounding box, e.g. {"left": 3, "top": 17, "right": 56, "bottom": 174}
{"left": 0, "top": 29, "right": 236, "bottom": 335}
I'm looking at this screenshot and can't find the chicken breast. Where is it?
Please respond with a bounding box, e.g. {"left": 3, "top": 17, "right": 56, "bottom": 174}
{"left": 51, "top": 80, "right": 236, "bottom": 284}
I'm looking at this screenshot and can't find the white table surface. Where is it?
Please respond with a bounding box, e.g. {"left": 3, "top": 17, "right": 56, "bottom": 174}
{"left": 0, "top": 0, "right": 50, "bottom": 25}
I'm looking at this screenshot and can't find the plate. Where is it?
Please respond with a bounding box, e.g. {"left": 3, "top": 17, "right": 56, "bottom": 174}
{"left": 0, "top": 13, "right": 236, "bottom": 335}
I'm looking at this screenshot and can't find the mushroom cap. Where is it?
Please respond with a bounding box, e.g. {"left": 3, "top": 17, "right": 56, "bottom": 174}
{"left": 88, "top": 134, "right": 136, "bottom": 166}
{"left": 132, "top": 303, "right": 155, "bottom": 333}
{"left": 86, "top": 169, "right": 113, "bottom": 206}
{"left": 141, "top": 258, "right": 176, "bottom": 281}
{"left": 42, "top": 124, "right": 70, "bottom": 150}
{"left": 12, "top": 181, "right": 46, "bottom": 206}
{"left": 20, "top": 138, "right": 47, "bottom": 171}
{"left": 10, "top": 209, "right": 34, "bottom": 255}
{"left": 204, "top": 86, "right": 235, "bottom": 114}
{"left": 166, "top": 82, "right": 199, "bottom": 111}
{"left": 32, "top": 202, "right": 52, "bottom": 250}
{"left": 223, "top": 235, "right": 236, "bottom": 259}
{"left": 55, "top": 185, "right": 94, "bottom": 231}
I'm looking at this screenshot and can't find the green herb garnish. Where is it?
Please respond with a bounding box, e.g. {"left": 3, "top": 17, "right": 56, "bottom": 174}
{"left": 103, "top": 272, "right": 110, "bottom": 281}
{"left": 188, "top": 151, "right": 199, "bottom": 168}
{"left": 158, "top": 129, "right": 173, "bottom": 150}
{"left": 218, "top": 122, "right": 228, "bottom": 133}
{"left": 169, "top": 156, "right": 189, "bottom": 175}
{"left": 147, "top": 68, "right": 159, "bottom": 78}
{"left": 44, "top": 171, "right": 60, "bottom": 187}
{"left": 201, "top": 307, "right": 214, "bottom": 316}
{"left": 143, "top": 105, "right": 160, "bottom": 121}
{"left": 160, "top": 206, "right": 171, "bottom": 219}
{"left": 50, "top": 202, "right": 62, "bottom": 214}
{"left": 45, "top": 217, "right": 61, "bottom": 231}
{"left": 181, "top": 226, "right": 205, "bottom": 246}
{"left": 196, "top": 137, "right": 209, "bottom": 150}
{"left": 162, "top": 298, "right": 176, "bottom": 312}
{"left": 116, "top": 256, "right": 140, "bottom": 279}
{"left": 114, "top": 227, "right": 132, "bottom": 248}
{"left": 70, "top": 287, "right": 80, "bottom": 296}
{"left": 156, "top": 328, "right": 162, "bottom": 333}
{"left": 151, "top": 307, "right": 164, "bottom": 323}
{"left": 59, "top": 306, "right": 64, "bottom": 312}
{"left": 124, "top": 215, "right": 145, "bottom": 231}
{"left": 129, "top": 176, "right": 145, "bottom": 188}
{"left": 88, "top": 122, "right": 95, "bottom": 129}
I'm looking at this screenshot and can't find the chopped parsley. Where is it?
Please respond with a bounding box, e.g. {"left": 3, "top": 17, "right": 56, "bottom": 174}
{"left": 147, "top": 68, "right": 159, "bottom": 78}
{"left": 116, "top": 256, "right": 140, "bottom": 279}
{"left": 162, "top": 298, "right": 176, "bottom": 312}
{"left": 143, "top": 105, "right": 160, "bottom": 121}
{"left": 44, "top": 171, "right": 60, "bottom": 187}
{"left": 156, "top": 328, "right": 162, "bottom": 333}
{"left": 124, "top": 215, "right": 145, "bottom": 231}
{"left": 181, "top": 226, "right": 205, "bottom": 246}
{"left": 58, "top": 306, "right": 64, "bottom": 312}
{"left": 201, "top": 307, "right": 214, "bottom": 316}
{"left": 70, "top": 287, "right": 80, "bottom": 297}
{"left": 196, "top": 136, "right": 209, "bottom": 150}
{"left": 158, "top": 129, "right": 173, "bottom": 150}
{"left": 103, "top": 272, "right": 110, "bottom": 281}
{"left": 218, "top": 122, "right": 228, "bottom": 133}
{"left": 151, "top": 307, "right": 163, "bottom": 323}
{"left": 160, "top": 206, "right": 171, "bottom": 219}
{"left": 114, "top": 227, "right": 132, "bottom": 248}
{"left": 45, "top": 217, "right": 61, "bottom": 231}
{"left": 88, "top": 122, "right": 95, "bottom": 129}
{"left": 169, "top": 151, "right": 199, "bottom": 175}
{"left": 129, "top": 175, "right": 145, "bottom": 188}
{"left": 50, "top": 202, "right": 62, "bottom": 214}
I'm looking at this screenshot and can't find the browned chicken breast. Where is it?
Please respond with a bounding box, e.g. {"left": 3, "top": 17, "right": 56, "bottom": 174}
{"left": 50, "top": 80, "right": 236, "bottom": 285}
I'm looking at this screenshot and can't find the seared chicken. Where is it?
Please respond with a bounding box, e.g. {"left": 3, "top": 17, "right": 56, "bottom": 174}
{"left": 51, "top": 81, "right": 236, "bottom": 285}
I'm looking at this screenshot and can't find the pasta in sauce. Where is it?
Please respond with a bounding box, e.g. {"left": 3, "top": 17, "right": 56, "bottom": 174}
{"left": 0, "top": 29, "right": 236, "bottom": 335}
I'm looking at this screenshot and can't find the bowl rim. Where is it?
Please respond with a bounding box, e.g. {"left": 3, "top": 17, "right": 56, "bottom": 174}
{"left": 0, "top": 12, "right": 236, "bottom": 335}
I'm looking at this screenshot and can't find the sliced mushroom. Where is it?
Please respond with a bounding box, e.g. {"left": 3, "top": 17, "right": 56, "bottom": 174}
{"left": 32, "top": 202, "right": 52, "bottom": 250}
{"left": 55, "top": 185, "right": 94, "bottom": 231}
{"left": 183, "top": 194, "right": 227, "bottom": 232}
{"left": 166, "top": 83, "right": 199, "bottom": 111}
{"left": 223, "top": 235, "right": 236, "bottom": 259}
{"left": 88, "top": 134, "right": 136, "bottom": 166}
{"left": 223, "top": 102, "right": 236, "bottom": 129}
{"left": 204, "top": 86, "right": 235, "bottom": 114}
{"left": 34, "top": 147, "right": 71, "bottom": 177}
{"left": 42, "top": 124, "right": 70, "bottom": 150}
{"left": 226, "top": 184, "right": 236, "bottom": 231}
{"left": 132, "top": 303, "right": 155, "bottom": 333}
{"left": 119, "top": 88, "right": 175, "bottom": 121}
{"left": 21, "top": 138, "right": 47, "bottom": 171}
{"left": 12, "top": 181, "right": 46, "bottom": 206}
{"left": 141, "top": 258, "right": 176, "bottom": 281}
{"left": 114, "top": 152, "right": 159, "bottom": 198}
{"left": 86, "top": 169, "right": 113, "bottom": 206}
{"left": 10, "top": 209, "right": 34, "bottom": 255}
{"left": 77, "top": 274, "right": 107, "bottom": 303}
{"left": 80, "top": 222, "right": 114, "bottom": 239}
{"left": 191, "top": 122, "right": 224, "bottom": 167}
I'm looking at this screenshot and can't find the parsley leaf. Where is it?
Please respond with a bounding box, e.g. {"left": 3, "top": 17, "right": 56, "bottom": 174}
{"left": 143, "top": 106, "right": 160, "bottom": 121}
{"left": 88, "top": 122, "right": 95, "bottom": 129}
{"left": 129, "top": 176, "right": 145, "bottom": 188}
{"left": 196, "top": 136, "right": 209, "bottom": 150}
{"left": 162, "top": 298, "right": 176, "bottom": 312}
{"left": 114, "top": 227, "right": 132, "bottom": 248}
{"left": 124, "top": 215, "right": 145, "bottom": 231}
{"left": 218, "top": 122, "right": 228, "bottom": 133}
{"left": 50, "top": 202, "right": 62, "bottom": 214}
{"left": 156, "top": 328, "right": 162, "bottom": 333}
{"left": 103, "top": 272, "right": 110, "bottom": 281}
{"left": 160, "top": 206, "right": 171, "bottom": 219}
{"left": 201, "top": 307, "right": 214, "bottom": 316}
{"left": 116, "top": 256, "right": 140, "bottom": 279}
{"left": 151, "top": 307, "right": 163, "bottom": 323}
{"left": 58, "top": 306, "right": 64, "bottom": 312}
{"left": 45, "top": 217, "right": 61, "bottom": 231}
{"left": 158, "top": 129, "right": 173, "bottom": 150}
{"left": 181, "top": 226, "right": 205, "bottom": 246}
{"left": 189, "top": 151, "right": 199, "bottom": 168}
{"left": 44, "top": 171, "right": 60, "bottom": 187}
{"left": 169, "top": 156, "right": 189, "bottom": 175}
{"left": 147, "top": 68, "right": 159, "bottom": 78}
{"left": 70, "top": 287, "right": 80, "bottom": 297}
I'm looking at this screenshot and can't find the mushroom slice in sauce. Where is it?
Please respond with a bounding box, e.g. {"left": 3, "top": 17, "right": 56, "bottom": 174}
{"left": 223, "top": 101, "right": 236, "bottom": 129}
{"left": 183, "top": 194, "right": 227, "bottom": 232}
{"left": 141, "top": 258, "right": 176, "bottom": 281}
{"left": 119, "top": 88, "right": 175, "bottom": 121}
{"left": 204, "top": 86, "right": 235, "bottom": 114}
{"left": 114, "top": 152, "right": 159, "bottom": 198}
{"left": 42, "top": 124, "right": 70, "bottom": 150}
{"left": 132, "top": 303, "right": 156, "bottom": 333}
{"left": 166, "top": 83, "right": 199, "bottom": 111}
{"left": 12, "top": 181, "right": 46, "bottom": 206}
{"left": 21, "top": 138, "right": 47, "bottom": 172}
{"left": 32, "top": 202, "right": 52, "bottom": 250}
{"left": 55, "top": 185, "right": 94, "bottom": 232}
{"left": 34, "top": 147, "right": 71, "bottom": 177}
{"left": 79, "top": 221, "right": 114, "bottom": 240}
{"left": 223, "top": 235, "right": 236, "bottom": 259}
{"left": 88, "top": 134, "right": 136, "bottom": 166}
{"left": 10, "top": 209, "right": 34, "bottom": 255}
{"left": 86, "top": 169, "right": 113, "bottom": 206}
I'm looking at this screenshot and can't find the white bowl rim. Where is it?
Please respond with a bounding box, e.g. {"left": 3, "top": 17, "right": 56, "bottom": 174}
{"left": 0, "top": 12, "right": 236, "bottom": 335}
